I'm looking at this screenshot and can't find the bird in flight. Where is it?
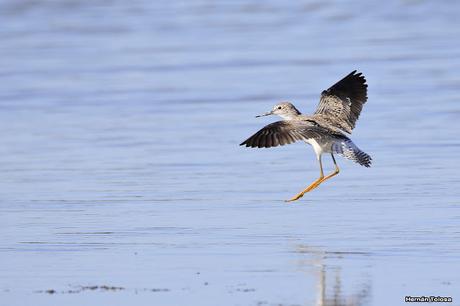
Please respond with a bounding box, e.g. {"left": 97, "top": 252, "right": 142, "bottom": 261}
{"left": 240, "top": 70, "right": 372, "bottom": 202}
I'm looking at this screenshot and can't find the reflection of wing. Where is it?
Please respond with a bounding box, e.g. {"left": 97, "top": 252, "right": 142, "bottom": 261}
{"left": 240, "top": 120, "right": 333, "bottom": 148}
{"left": 314, "top": 70, "right": 368, "bottom": 134}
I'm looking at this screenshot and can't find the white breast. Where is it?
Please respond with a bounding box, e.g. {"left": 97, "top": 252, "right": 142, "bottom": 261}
{"left": 304, "top": 138, "right": 323, "bottom": 159}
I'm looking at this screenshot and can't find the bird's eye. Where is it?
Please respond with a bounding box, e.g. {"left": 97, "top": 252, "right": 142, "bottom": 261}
{"left": 277, "top": 106, "right": 282, "bottom": 110}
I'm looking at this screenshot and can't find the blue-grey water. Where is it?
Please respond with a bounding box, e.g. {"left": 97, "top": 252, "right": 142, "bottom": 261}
{"left": 1, "top": 1, "right": 460, "bottom": 306}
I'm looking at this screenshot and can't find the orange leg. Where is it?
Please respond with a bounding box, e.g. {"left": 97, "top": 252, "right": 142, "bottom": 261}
{"left": 286, "top": 156, "right": 324, "bottom": 202}
{"left": 286, "top": 153, "right": 340, "bottom": 202}
{"left": 320, "top": 153, "right": 340, "bottom": 184}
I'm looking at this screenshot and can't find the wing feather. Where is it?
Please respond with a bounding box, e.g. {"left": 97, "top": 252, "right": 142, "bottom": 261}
{"left": 240, "top": 120, "right": 334, "bottom": 148}
{"left": 313, "top": 70, "right": 368, "bottom": 134}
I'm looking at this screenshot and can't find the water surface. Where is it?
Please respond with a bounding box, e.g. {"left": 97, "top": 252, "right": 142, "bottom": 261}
{"left": 1, "top": 1, "right": 460, "bottom": 305}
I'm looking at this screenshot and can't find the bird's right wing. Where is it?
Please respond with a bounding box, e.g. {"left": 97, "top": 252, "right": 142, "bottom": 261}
{"left": 313, "top": 70, "right": 368, "bottom": 134}
{"left": 240, "top": 120, "right": 329, "bottom": 148}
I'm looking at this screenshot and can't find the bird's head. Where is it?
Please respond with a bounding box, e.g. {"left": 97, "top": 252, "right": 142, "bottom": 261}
{"left": 256, "top": 102, "right": 301, "bottom": 120}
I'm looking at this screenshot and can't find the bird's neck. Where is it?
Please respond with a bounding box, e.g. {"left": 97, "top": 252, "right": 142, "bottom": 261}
{"left": 279, "top": 111, "right": 302, "bottom": 120}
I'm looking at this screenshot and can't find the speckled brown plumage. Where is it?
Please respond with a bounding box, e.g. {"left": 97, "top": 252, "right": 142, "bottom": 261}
{"left": 240, "top": 71, "right": 372, "bottom": 201}
{"left": 313, "top": 70, "right": 368, "bottom": 134}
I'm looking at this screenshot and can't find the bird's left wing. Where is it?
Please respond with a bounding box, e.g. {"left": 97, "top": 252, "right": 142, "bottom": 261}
{"left": 313, "top": 70, "right": 368, "bottom": 134}
{"left": 240, "top": 120, "right": 326, "bottom": 148}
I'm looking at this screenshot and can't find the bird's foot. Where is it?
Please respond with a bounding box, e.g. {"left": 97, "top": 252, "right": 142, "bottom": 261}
{"left": 285, "top": 178, "right": 324, "bottom": 202}
{"left": 285, "top": 193, "right": 305, "bottom": 202}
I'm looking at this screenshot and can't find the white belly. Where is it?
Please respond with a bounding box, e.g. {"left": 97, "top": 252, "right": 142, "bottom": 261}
{"left": 304, "top": 138, "right": 323, "bottom": 158}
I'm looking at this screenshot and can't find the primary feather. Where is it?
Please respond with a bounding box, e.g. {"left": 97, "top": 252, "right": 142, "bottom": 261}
{"left": 313, "top": 70, "right": 368, "bottom": 134}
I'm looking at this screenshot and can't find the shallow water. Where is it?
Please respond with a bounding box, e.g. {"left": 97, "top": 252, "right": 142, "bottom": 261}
{"left": 1, "top": 0, "right": 460, "bottom": 305}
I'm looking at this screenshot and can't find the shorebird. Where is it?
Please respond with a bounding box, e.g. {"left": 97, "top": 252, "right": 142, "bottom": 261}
{"left": 240, "top": 70, "right": 372, "bottom": 202}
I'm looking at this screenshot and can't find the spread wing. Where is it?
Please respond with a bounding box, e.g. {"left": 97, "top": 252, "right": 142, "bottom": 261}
{"left": 240, "top": 120, "right": 334, "bottom": 148}
{"left": 314, "top": 70, "right": 368, "bottom": 134}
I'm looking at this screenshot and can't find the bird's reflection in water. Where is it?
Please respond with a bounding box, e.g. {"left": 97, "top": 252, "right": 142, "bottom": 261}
{"left": 295, "top": 245, "right": 371, "bottom": 306}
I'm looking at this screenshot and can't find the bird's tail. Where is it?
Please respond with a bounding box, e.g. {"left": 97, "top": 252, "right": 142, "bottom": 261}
{"left": 332, "top": 139, "right": 372, "bottom": 167}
